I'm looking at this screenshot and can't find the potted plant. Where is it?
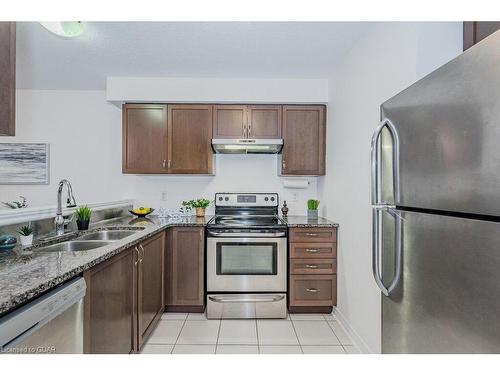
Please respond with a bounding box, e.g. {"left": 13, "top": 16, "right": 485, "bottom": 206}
{"left": 75, "top": 205, "right": 92, "bottom": 231}
{"left": 17, "top": 225, "right": 33, "bottom": 247}
{"left": 307, "top": 199, "right": 320, "bottom": 220}
{"left": 182, "top": 198, "right": 211, "bottom": 217}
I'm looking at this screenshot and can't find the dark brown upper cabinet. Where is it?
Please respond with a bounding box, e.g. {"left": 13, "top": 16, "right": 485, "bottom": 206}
{"left": 213, "top": 104, "right": 282, "bottom": 139}
{"left": 213, "top": 105, "right": 247, "bottom": 138}
{"left": 168, "top": 104, "right": 213, "bottom": 174}
{"left": 280, "top": 105, "right": 326, "bottom": 176}
{"left": 247, "top": 105, "right": 281, "bottom": 138}
{"left": 463, "top": 22, "right": 500, "bottom": 51}
{"left": 0, "top": 22, "right": 15, "bottom": 136}
{"left": 122, "top": 104, "right": 168, "bottom": 174}
{"left": 122, "top": 104, "right": 214, "bottom": 174}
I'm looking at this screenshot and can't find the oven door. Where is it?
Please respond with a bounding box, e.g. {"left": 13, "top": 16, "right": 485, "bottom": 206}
{"left": 207, "top": 236, "right": 287, "bottom": 292}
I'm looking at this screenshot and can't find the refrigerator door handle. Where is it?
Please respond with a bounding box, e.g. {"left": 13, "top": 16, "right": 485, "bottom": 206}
{"left": 372, "top": 206, "right": 403, "bottom": 297}
{"left": 386, "top": 207, "right": 403, "bottom": 295}
{"left": 371, "top": 118, "right": 400, "bottom": 205}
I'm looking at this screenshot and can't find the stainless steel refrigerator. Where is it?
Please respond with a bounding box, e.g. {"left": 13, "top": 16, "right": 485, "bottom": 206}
{"left": 371, "top": 31, "right": 500, "bottom": 353}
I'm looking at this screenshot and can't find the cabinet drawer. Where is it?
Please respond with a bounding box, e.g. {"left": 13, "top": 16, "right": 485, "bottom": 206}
{"left": 290, "top": 242, "right": 337, "bottom": 258}
{"left": 289, "top": 227, "right": 336, "bottom": 243}
{"left": 289, "top": 275, "right": 336, "bottom": 306}
{"left": 290, "top": 258, "right": 336, "bottom": 275}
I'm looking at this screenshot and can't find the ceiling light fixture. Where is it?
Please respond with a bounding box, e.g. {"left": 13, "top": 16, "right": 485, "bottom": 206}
{"left": 39, "top": 22, "right": 84, "bottom": 38}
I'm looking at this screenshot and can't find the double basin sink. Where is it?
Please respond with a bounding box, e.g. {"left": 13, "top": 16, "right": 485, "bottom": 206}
{"left": 38, "top": 229, "right": 144, "bottom": 253}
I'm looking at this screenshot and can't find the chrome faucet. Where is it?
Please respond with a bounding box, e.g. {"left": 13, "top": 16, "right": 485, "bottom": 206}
{"left": 54, "top": 179, "right": 77, "bottom": 236}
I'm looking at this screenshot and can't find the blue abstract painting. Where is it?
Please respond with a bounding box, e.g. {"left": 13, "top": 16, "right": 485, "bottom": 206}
{"left": 0, "top": 143, "right": 49, "bottom": 184}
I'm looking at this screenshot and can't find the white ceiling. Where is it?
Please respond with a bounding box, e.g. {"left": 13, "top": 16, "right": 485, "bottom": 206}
{"left": 16, "top": 22, "right": 374, "bottom": 90}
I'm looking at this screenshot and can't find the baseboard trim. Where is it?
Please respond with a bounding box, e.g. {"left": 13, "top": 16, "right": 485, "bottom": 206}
{"left": 332, "top": 306, "right": 373, "bottom": 354}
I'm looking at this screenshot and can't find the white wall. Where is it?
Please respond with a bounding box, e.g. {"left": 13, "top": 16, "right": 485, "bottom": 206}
{"left": 106, "top": 77, "right": 328, "bottom": 104}
{"left": 318, "top": 22, "right": 463, "bottom": 353}
{"left": 2, "top": 89, "right": 318, "bottom": 215}
{"left": 1, "top": 90, "right": 130, "bottom": 208}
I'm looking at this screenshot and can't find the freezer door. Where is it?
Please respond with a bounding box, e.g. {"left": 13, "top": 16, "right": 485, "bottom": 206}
{"left": 381, "top": 209, "right": 500, "bottom": 353}
{"left": 380, "top": 31, "right": 500, "bottom": 216}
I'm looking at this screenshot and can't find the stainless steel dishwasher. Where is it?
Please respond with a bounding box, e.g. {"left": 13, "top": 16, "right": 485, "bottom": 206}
{"left": 0, "top": 277, "right": 86, "bottom": 354}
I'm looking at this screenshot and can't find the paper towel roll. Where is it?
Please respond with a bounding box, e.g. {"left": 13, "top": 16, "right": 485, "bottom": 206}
{"left": 283, "top": 179, "right": 309, "bottom": 189}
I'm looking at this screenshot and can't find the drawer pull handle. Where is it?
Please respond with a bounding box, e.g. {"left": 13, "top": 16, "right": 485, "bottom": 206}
{"left": 305, "top": 249, "right": 319, "bottom": 253}
{"left": 304, "top": 233, "right": 318, "bottom": 237}
{"left": 306, "top": 288, "right": 320, "bottom": 293}
{"left": 305, "top": 264, "right": 319, "bottom": 269}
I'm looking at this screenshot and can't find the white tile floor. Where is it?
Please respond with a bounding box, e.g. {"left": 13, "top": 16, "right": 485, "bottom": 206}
{"left": 141, "top": 312, "right": 360, "bottom": 354}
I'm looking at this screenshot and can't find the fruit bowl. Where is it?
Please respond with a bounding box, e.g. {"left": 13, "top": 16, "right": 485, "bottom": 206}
{"left": 129, "top": 207, "right": 154, "bottom": 218}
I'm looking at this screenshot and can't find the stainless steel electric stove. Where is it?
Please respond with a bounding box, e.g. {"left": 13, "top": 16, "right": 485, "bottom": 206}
{"left": 206, "top": 193, "right": 287, "bottom": 319}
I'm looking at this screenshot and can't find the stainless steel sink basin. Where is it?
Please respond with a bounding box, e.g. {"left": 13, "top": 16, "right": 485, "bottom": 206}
{"left": 78, "top": 230, "right": 141, "bottom": 241}
{"left": 38, "top": 240, "right": 113, "bottom": 252}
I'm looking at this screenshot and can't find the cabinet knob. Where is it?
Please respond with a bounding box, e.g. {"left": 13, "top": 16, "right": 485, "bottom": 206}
{"left": 282, "top": 160, "right": 286, "bottom": 169}
{"left": 162, "top": 160, "right": 166, "bottom": 168}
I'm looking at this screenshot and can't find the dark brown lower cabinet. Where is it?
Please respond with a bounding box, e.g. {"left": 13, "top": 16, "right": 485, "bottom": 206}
{"left": 83, "top": 248, "right": 136, "bottom": 354}
{"left": 83, "top": 231, "right": 165, "bottom": 353}
{"left": 288, "top": 227, "right": 337, "bottom": 313}
{"left": 165, "top": 227, "right": 205, "bottom": 312}
{"left": 137, "top": 232, "right": 165, "bottom": 349}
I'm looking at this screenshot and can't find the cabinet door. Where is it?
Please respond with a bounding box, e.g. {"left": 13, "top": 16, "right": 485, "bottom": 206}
{"left": 463, "top": 22, "right": 500, "bottom": 51}
{"left": 247, "top": 105, "right": 281, "bottom": 139}
{"left": 137, "top": 232, "right": 165, "bottom": 349}
{"left": 122, "top": 104, "right": 168, "bottom": 173}
{"left": 166, "top": 227, "right": 205, "bottom": 310}
{"left": 0, "top": 22, "right": 15, "bottom": 136}
{"left": 83, "top": 248, "right": 136, "bottom": 354}
{"left": 168, "top": 104, "right": 213, "bottom": 174}
{"left": 213, "top": 105, "right": 247, "bottom": 138}
{"left": 281, "top": 105, "right": 326, "bottom": 176}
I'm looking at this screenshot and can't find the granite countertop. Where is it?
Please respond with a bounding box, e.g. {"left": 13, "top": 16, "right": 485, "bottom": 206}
{"left": 0, "top": 215, "right": 211, "bottom": 316}
{"left": 280, "top": 215, "right": 339, "bottom": 227}
{"left": 0, "top": 214, "right": 337, "bottom": 316}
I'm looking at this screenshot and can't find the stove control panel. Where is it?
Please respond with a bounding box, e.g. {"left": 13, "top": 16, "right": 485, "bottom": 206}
{"left": 215, "top": 193, "right": 279, "bottom": 207}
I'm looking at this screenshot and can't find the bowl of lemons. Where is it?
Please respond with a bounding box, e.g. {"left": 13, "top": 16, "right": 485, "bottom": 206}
{"left": 129, "top": 207, "right": 154, "bottom": 218}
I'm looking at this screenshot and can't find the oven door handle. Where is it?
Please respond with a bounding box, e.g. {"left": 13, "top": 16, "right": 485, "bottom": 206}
{"left": 208, "top": 295, "right": 285, "bottom": 303}
{"left": 207, "top": 230, "right": 287, "bottom": 238}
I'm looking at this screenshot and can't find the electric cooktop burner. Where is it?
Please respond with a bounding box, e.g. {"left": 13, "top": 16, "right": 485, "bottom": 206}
{"left": 207, "top": 192, "right": 286, "bottom": 230}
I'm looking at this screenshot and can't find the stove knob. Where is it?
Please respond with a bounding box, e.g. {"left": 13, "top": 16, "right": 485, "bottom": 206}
{"left": 218, "top": 197, "right": 223, "bottom": 201}
{"left": 271, "top": 197, "right": 275, "bottom": 202}
{"left": 225, "top": 197, "right": 229, "bottom": 201}
{"left": 264, "top": 197, "right": 269, "bottom": 201}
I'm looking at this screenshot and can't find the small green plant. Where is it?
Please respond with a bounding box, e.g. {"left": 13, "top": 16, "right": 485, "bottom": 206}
{"left": 17, "top": 225, "right": 33, "bottom": 236}
{"left": 307, "top": 199, "right": 320, "bottom": 210}
{"left": 182, "top": 198, "right": 211, "bottom": 209}
{"left": 75, "top": 205, "right": 92, "bottom": 221}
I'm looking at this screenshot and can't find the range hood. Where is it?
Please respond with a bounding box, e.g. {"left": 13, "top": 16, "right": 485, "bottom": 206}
{"left": 212, "top": 139, "right": 283, "bottom": 154}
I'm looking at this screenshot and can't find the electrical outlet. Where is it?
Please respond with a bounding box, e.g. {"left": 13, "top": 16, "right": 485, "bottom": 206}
{"left": 290, "top": 192, "right": 298, "bottom": 202}
{"left": 161, "top": 192, "right": 168, "bottom": 202}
